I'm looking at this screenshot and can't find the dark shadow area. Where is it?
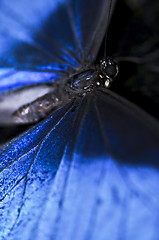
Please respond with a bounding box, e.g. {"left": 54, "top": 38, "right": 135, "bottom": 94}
{"left": 0, "top": 124, "right": 32, "bottom": 148}
{"left": 97, "top": 0, "right": 159, "bottom": 120}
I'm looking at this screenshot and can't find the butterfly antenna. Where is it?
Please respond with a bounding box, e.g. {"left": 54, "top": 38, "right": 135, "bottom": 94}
{"left": 104, "top": 0, "right": 114, "bottom": 58}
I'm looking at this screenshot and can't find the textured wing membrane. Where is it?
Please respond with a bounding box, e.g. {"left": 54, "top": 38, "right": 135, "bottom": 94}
{"left": 0, "top": 101, "right": 79, "bottom": 239}
{"left": 1, "top": 90, "right": 159, "bottom": 239}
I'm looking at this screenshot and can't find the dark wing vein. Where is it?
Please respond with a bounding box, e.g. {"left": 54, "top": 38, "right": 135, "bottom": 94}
{"left": 0, "top": 103, "right": 73, "bottom": 170}
{"left": 65, "top": 2, "right": 84, "bottom": 62}
{"left": 50, "top": 95, "right": 91, "bottom": 239}
{"left": 94, "top": 93, "right": 117, "bottom": 159}
{"left": 0, "top": 103, "right": 74, "bottom": 201}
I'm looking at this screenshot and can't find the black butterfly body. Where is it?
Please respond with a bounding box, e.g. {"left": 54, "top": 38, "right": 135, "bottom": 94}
{"left": 12, "top": 58, "right": 118, "bottom": 124}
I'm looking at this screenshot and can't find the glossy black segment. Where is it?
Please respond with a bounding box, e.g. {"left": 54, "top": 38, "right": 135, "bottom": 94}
{"left": 100, "top": 57, "right": 119, "bottom": 80}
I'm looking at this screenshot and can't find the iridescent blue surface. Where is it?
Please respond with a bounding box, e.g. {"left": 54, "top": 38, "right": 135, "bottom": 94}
{"left": 0, "top": 0, "right": 159, "bottom": 240}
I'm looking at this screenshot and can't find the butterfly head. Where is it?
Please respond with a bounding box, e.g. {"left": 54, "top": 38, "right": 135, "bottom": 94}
{"left": 99, "top": 57, "right": 119, "bottom": 88}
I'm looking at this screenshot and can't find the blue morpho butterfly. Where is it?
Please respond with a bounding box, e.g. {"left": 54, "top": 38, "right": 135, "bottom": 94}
{"left": 0, "top": 0, "right": 159, "bottom": 239}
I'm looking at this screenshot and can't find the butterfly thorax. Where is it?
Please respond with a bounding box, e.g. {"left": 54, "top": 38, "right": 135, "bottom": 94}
{"left": 66, "top": 57, "right": 119, "bottom": 94}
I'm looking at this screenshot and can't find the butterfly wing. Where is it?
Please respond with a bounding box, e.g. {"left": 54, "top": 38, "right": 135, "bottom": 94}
{"left": 0, "top": 0, "right": 115, "bottom": 93}
{"left": 0, "top": 101, "right": 79, "bottom": 238}
{"left": 46, "top": 91, "right": 159, "bottom": 240}
{"left": 42, "top": 90, "right": 159, "bottom": 240}
{"left": 1, "top": 89, "right": 159, "bottom": 239}
{"left": 2, "top": 0, "right": 158, "bottom": 239}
